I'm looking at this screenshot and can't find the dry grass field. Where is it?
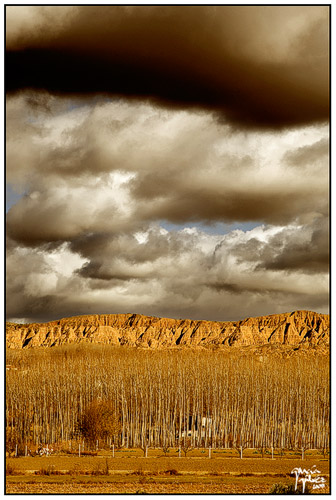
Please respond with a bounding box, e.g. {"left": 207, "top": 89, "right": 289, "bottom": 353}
{"left": 6, "top": 449, "right": 330, "bottom": 494}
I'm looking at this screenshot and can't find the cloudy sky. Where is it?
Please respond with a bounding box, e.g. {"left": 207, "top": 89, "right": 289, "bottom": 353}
{"left": 6, "top": 5, "right": 329, "bottom": 324}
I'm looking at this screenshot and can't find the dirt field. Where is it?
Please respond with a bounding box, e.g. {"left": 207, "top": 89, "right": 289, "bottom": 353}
{"left": 4, "top": 479, "right": 297, "bottom": 495}
{"left": 6, "top": 449, "right": 330, "bottom": 494}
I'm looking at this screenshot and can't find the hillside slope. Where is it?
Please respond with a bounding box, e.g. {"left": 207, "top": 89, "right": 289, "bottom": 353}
{"left": 6, "top": 310, "right": 329, "bottom": 350}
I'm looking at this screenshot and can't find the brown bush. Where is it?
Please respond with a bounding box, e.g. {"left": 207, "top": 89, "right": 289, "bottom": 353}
{"left": 6, "top": 463, "right": 18, "bottom": 475}
{"left": 35, "top": 466, "right": 63, "bottom": 476}
{"left": 164, "top": 469, "right": 178, "bottom": 475}
{"left": 77, "top": 400, "right": 121, "bottom": 448}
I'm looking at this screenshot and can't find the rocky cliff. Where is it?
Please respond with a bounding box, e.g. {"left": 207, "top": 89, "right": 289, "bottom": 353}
{"left": 6, "top": 310, "right": 329, "bottom": 350}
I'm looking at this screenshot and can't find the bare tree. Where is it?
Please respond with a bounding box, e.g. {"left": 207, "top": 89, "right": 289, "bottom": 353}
{"left": 181, "top": 439, "right": 193, "bottom": 457}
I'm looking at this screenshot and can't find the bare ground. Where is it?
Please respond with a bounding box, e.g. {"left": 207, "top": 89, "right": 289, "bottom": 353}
{"left": 6, "top": 452, "right": 330, "bottom": 494}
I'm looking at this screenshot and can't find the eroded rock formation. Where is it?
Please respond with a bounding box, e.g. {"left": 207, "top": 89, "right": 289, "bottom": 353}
{"left": 6, "top": 310, "right": 329, "bottom": 350}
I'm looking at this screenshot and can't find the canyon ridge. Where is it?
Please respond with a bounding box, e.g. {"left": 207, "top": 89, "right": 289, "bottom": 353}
{"left": 6, "top": 310, "right": 329, "bottom": 351}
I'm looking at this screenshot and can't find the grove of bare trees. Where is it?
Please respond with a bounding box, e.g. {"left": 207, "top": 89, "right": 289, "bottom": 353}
{"left": 6, "top": 345, "right": 329, "bottom": 453}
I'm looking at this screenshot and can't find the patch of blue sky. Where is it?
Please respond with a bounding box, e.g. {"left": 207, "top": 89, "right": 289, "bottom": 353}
{"left": 66, "top": 95, "right": 114, "bottom": 112}
{"left": 6, "top": 184, "right": 25, "bottom": 212}
{"left": 160, "top": 221, "right": 260, "bottom": 235}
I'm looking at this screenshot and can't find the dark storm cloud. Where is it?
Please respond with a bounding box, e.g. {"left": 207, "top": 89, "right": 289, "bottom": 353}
{"left": 6, "top": 244, "right": 56, "bottom": 320}
{"left": 133, "top": 182, "right": 328, "bottom": 227}
{"left": 6, "top": 5, "right": 329, "bottom": 128}
{"left": 6, "top": 159, "right": 328, "bottom": 249}
{"left": 6, "top": 217, "right": 329, "bottom": 324}
{"left": 284, "top": 138, "right": 329, "bottom": 168}
{"left": 70, "top": 229, "right": 188, "bottom": 268}
{"left": 208, "top": 282, "right": 251, "bottom": 294}
{"left": 259, "top": 218, "right": 329, "bottom": 273}
{"left": 231, "top": 216, "right": 329, "bottom": 274}
{"left": 6, "top": 189, "right": 117, "bottom": 247}
{"left": 69, "top": 228, "right": 201, "bottom": 283}
{"left": 6, "top": 96, "right": 329, "bottom": 249}
{"left": 5, "top": 3, "right": 330, "bottom": 323}
{"left": 6, "top": 233, "right": 329, "bottom": 324}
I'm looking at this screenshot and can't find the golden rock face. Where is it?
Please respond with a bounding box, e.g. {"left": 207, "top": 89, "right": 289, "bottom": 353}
{"left": 6, "top": 310, "right": 329, "bottom": 350}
